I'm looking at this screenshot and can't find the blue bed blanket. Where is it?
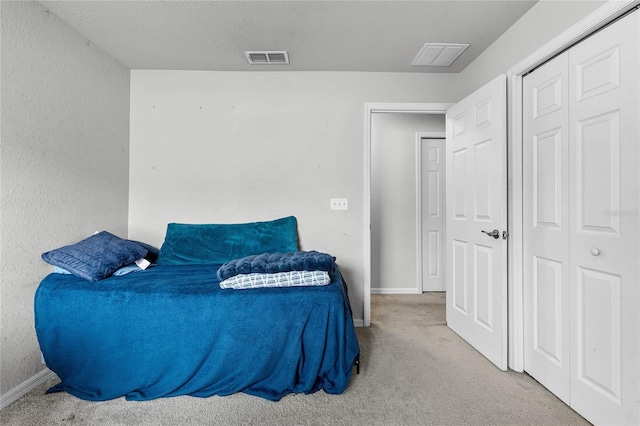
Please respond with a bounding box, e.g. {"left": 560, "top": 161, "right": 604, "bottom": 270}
{"left": 34, "top": 264, "right": 360, "bottom": 402}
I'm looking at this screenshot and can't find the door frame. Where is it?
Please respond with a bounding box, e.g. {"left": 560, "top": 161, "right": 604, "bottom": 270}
{"left": 506, "top": 0, "right": 638, "bottom": 372}
{"left": 364, "top": 103, "right": 453, "bottom": 326}
{"left": 415, "top": 132, "right": 446, "bottom": 294}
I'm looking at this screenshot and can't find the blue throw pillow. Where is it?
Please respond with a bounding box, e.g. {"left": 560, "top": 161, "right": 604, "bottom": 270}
{"left": 42, "top": 231, "right": 148, "bottom": 282}
{"left": 156, "top": 216, "right": 299, "bottom": 265}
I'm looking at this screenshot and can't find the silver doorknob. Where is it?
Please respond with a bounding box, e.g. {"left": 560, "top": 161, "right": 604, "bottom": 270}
{"left": 591, "top": 248, "right": 600, "bottom": 256}
{"left": 481, "top": 229, "right": 500, "bottom": 239}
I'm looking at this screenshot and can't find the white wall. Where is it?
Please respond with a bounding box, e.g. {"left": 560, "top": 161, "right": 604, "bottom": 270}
{"left": 129, "top": 70, "right": 459, "bottom": 323}
{"left": 0, "top": 2, "right": 130, "bottom": 395}
{"left": 371, "top": 113, "right": 445, "bottom": 293}
{"left": 458, "top": 0, "right": 607, "bottom": 97}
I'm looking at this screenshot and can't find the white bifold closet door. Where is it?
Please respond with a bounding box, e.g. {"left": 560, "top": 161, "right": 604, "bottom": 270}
{"left": 523, "top": 9, "right": 639, "bottom": 426}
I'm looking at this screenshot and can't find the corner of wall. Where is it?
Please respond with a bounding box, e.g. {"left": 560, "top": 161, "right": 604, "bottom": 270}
{"left": 1, "top": 1, "right": 130, "bottom": 395}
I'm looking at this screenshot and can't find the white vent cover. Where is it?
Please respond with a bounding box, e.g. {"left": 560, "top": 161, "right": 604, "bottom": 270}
{"left": 245, "top": 51, "right": 289, "bottom": 65}
{"left": 411, "top": 43, "right": 470, "bottom": 67}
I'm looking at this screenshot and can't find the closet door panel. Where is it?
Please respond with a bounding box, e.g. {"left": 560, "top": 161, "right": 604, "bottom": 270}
{"left": 576, "top": 112, "right": 620, "bottom": 234}
{"left": 576, "top": 267, "right": 621, "bottom": 400}
{"left": 568, "top": 10, "right": 639, "bottom": 426}
{"left": 523, "top": 51, "right": 571, "bottom": 404}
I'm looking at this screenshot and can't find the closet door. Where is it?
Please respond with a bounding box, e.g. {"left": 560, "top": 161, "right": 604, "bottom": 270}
{"left": 523, "top": 9, "right": 639, "bottom": 426}
{"left": 523, "top": 50, "right": 571, "bottom": 404}
{"left": 568, "top": 10, "right": 639, "bottom": 425}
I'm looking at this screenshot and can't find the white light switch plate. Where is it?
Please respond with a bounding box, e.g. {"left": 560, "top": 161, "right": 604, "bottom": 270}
{"left": 330, "top": 198, "right": 348, "bottom": 210}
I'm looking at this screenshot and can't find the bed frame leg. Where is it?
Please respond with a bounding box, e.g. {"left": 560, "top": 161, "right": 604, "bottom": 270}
{"left": 354, "top": 355, "right": 360, "bottom": 374}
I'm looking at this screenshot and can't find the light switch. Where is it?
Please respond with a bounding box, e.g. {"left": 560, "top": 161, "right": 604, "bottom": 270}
{"left": 330, "top": 198, "right": 348, "bottom": 210}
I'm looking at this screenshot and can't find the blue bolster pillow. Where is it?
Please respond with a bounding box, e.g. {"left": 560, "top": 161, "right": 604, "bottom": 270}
{"left": 156, "top": 216, "right": 299, "bottom": 266}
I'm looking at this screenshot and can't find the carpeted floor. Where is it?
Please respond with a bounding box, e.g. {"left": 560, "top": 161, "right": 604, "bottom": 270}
{"left": 1, "top": 293, "right": 590, "bottom": 425}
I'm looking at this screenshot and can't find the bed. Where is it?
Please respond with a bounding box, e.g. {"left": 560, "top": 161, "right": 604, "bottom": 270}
{"left": 35, "top": 216, "right": 360, "bottom": 402}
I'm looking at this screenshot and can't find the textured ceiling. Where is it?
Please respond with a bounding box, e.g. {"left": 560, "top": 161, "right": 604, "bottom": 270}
{"left": 40, "top": 0, "right": 538, "bottom": 73}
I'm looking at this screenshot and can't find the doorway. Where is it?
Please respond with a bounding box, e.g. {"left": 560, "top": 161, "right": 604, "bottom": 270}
{"left": 364, "top": 103, "right": 452, "bottom": 326}
{"left": 370, "top": 113, "right": 445, "bottom": 296}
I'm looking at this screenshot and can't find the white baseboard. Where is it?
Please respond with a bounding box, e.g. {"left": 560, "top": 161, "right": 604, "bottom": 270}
{"left": 0, "top": 368, "right": 56, "bottom": 411}
{"left": 353, "top": 318, "right": 364, "bottom": 327}
{"left": 371, "top": 287, "right": 421, "bottom": 295}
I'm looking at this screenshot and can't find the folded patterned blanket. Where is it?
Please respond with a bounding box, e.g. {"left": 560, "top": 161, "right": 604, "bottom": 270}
{"left": 216, "top": 251, "right": 335, "bottom": 281}
{"left": 219, "top": 270, "right": 331, "bottom": 290}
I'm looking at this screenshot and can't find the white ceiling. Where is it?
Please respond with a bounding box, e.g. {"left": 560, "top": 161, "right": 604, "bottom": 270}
{"left": 40, "top": 0, "right": 538, "bottom": 73}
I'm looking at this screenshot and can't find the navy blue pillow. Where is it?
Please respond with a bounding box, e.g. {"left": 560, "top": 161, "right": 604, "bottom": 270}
{"left": 42, "top": 231, "right": 148, "bottom": 282}
{"left": 156, "top": 216, "right": 299, "bottom": 265}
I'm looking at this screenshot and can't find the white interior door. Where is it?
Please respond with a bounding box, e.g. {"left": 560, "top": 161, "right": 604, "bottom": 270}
{"left": 445, "top": 74, "right": 508, "bottom": 371}
{"left": 523, "top": 9, "right": 639, "bottom": 425}
{"left": 422, "top": 138, "right": 445, "bottom": 292}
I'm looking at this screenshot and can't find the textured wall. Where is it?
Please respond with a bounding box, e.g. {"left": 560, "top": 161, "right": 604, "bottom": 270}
{"left": 0, "top": 2, "right": 130, "bottom": 394}
{"left": 129, "top": 70, "right": 459, "bottom": 323}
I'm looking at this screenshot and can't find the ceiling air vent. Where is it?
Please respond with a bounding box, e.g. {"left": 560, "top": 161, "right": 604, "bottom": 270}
{"left": 245, "top": 51, "right": 290, "bottom": 65}
{"left": 411, "top": 43, "right": 470, "bottom": 67}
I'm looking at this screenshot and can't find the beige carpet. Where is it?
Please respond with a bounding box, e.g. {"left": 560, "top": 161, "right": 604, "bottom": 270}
{"left": 1, "top": 293, "right": 589, "bottom": 425}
